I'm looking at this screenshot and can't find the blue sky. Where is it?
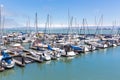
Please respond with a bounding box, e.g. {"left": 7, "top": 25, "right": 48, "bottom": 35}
{"left": 0, "top": 0, "right": 120, "bottom": 27}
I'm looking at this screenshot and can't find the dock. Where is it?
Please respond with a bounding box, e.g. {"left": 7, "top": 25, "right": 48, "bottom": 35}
{"left": 26, "top": 55, "right": 43, "bottom": 63}
{"left": 13, "top": 59, "right": 25, "bottom": 67}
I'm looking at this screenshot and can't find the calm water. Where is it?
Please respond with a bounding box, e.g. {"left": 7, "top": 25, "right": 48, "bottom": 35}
{"left": 5, "top": 28, "right": 119, "bottom": 34}
{"left": 0, "top": 46, "right": 120, "bottom": 80}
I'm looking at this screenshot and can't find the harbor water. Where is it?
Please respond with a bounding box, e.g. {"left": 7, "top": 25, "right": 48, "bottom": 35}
{"left": 5, "top": 27, "right": 119, "bottom": 34}
{"left": 0, "top": 45, "right": 120, "bottom": 80}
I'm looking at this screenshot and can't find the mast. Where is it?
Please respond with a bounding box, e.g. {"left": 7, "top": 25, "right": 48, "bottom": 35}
{"left": 82, "top": 18, "right": 86, "bottom": 43}
{"left": 84, "top": 18, "right": 90, "bottom": 34}
{"left": 82, "top": 18, "right": 85, "bottom": 35}
{"left": 28, "top": 17, "right": 31, "bottom": 34}
{"left": 79, "top": 22, "right": 82, "bottom": 34}
{"left": 48, "top": 14, "right": 50, "bottom": 34}
{"left": 67, "top": 9, "right": 70, "bottom": 34}
{"left": 70, "top": 16, "right": 73, "bottom": 34}
{"left": 111, "top": 21, "right": 116, "bottom": 35}
{"left": 0, "top": 5, "right": 2, "bottom": 39}
{"left": 100, "top": 15, "right": 103, "bottom": 35}
{"left": 26, "top": 16, "right": 30, "bottom": 34}
{"left": 95, "top": 15, "right": 103, "bottom": 35}
{"left": 35, "top": 12, "right": 38, "bottom": 34}
{"left": 26, "top": 18, "right": 28, "bottom": 33}
{"left": 2, "top": 16, "right": 5, "bottom": 35}
{"left": 117, "top": 22, "right": 120, "bottom": 36}
{"left": 117, "top": 27, "right": 120, "bottom": 36}
{"left": 80, "top": 18, "right": 86, "bottom": 35}
{"left": 0, "top": 4, "right": 3, "bottom": 44}
{"left": 95, "top": 16, "right": 98, "bottom": 35}
{"left": 45, "top": 14, "right": 50, "bottom": 34}
{"left": 75, "top": 18, "right": 79, "bottom": 34}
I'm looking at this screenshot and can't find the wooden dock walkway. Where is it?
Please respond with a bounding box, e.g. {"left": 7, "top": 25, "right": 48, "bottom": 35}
{"left": 13, "top": 59, "right": 25, "bottom": 67}
{"left": 26, "top": 55, "right": 43, "bottom": 63}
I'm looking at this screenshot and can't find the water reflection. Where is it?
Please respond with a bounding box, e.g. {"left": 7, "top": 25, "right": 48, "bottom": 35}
{"left": 0, "top": 69, "right": 15, "bottom": 80}
{"left": 74, "top": 54, "right": 82, "bottom": 59}
{"left": 60, "top": 57, "right": 75, "bottom": 64}
{"left": 1, "top": 45, "right": 120, "bottom": 80}
{"left": 20, "top": 67, "right": 25, "bottom": 76}
{"left": 44, "top": 61, "right": 51, "bottom": 65}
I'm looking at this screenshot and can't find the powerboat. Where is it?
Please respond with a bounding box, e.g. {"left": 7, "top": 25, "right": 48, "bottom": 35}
{"left": 0, "top": 50, "right": 15, "bottom": 69}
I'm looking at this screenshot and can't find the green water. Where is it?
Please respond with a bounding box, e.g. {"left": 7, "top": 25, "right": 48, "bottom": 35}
{"left": 0, "top": 46, "right": 120, "bottom": 80}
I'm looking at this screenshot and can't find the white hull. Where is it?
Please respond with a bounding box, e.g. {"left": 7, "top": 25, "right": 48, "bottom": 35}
{"left": 2, "top": 60, "right": 15, "bottom": 69}
{"left": 84, "top": 47, "right": 89, "bottom": 52}
{"left": 112, "top": 44, "right": 117, "bottom": 47}
{"left": 98, "top": 44, "right": 108, "bottom": 48}
{"left": 60, "top": 50, "right": 76, "bottom": 57}
{"left": 67, "top": 51, "right": 76, "bottom": 56}
{"left": 56, "top": 53, "right": 61, "bottom": 58}
{"left": 42, "top": 53, "right": 51, "bottom": 61}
